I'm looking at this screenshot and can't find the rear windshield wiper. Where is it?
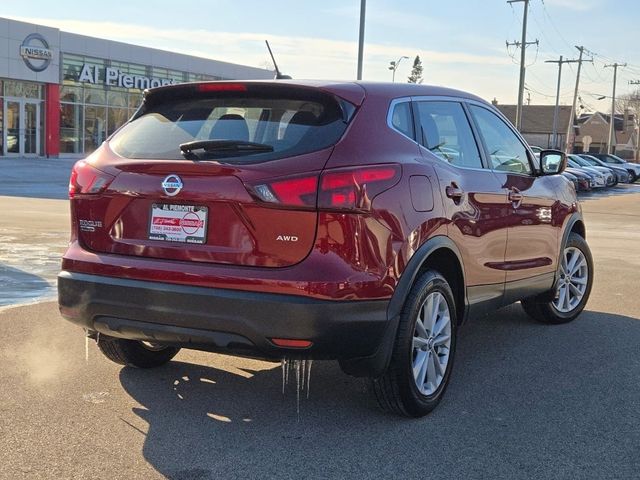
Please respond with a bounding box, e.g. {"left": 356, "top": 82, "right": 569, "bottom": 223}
{"left": 180, "top": 140, "right": 274, "bottom": 159}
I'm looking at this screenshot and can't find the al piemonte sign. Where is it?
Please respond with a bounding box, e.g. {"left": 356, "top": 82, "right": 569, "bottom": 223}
{"left": 20, "top": 33, "right": 53, "bottom": 72}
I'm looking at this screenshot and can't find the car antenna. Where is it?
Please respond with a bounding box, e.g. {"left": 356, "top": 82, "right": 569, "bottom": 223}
{"left": 265, "top": 40, "right": 292, "bottom": 79}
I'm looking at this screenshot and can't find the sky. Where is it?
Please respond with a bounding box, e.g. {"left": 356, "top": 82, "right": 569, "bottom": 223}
{"left": 3, "top": 0, "right": 640, "bottom": 113}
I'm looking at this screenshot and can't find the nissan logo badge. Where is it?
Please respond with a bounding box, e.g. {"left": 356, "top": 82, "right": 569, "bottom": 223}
{"left": 20, "top": 33, "right": 53, "bottom": 72}
{"left": 162, "top": 174, "right": 183, "bottom": 196}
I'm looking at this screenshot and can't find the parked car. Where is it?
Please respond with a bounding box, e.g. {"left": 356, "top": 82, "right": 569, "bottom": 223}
{"left": 568, "top": 155, "right": 615, "bottom": 186}
{"left": 561, "top": 171, "right": 580, "bottom": 191}
{"left": 58, "top": 81, "right": 593, "bottom": 417}
{"left": 589, "top": 153, "right": 640, "bottom": 183}
{"left": 564, "top": 167, "right": 594, "bottom": 191}
{"left": 567, "top": 157, "right": 607, "bottom": 187}
{"left": 578, "top": 154, "right": 630, "bottom": 183}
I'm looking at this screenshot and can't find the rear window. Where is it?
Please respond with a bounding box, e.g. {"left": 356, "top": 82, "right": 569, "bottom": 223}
{"left": 109, "top": 87, "right": 352, "bottom": 162}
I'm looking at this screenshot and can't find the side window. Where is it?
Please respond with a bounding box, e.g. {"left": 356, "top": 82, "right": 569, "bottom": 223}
{"left": 390, "top": 101, "right": 414, "bottom": 139}
{"left": 469, "top": 105, "right": 532, "bottom": 175}
{"left": 415, "top": 101, "right": 483, "bottom": 169}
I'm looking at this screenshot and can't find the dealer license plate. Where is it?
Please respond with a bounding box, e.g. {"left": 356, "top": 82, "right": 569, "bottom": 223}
{"left": 149, "top": 203, "right": 208, "bottom": 244}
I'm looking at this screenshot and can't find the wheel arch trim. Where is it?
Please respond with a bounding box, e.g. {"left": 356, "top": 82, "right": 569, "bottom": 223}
{"left": 340, "top": 235, "right": 467, "bottom": 377}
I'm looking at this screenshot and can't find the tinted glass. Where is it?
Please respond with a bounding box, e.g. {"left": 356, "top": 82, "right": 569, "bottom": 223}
{"left": 110, "top": 92, "right": 349, "bottom": 162}
{"left": 391, "top": 101, "right": 414, "bottom": 139}
{"left": 579, "top": 155, "right": 599, "bottom": 166}
{"left": 570, "top": 156, "right": 592, "bottom": 167}
{"left": 470, "top": 105, "right": 532, "bottom": 174}
{"left": 415, "top": 101, "right": 482, "bottom": 169}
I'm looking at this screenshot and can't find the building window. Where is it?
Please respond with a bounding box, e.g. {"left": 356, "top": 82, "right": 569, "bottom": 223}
{"left": 59, "top": 53, "right": 203, "bottom": 154}
{"left": 60, "top": 103, "right": 83, "bottom": 154}
{"left": 83, "top": 106, "right": 107, "bottom": 152}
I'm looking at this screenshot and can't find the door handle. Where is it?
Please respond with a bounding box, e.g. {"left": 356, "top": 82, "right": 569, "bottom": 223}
{"left": 445, "top": 183, "right": 464, "bottom": 203}
{"left": 509, "top": 187, "right": 523, "bottom": 208}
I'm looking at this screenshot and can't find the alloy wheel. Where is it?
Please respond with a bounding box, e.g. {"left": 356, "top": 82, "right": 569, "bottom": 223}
{"left": 412, "top": 292, "right": 452, "bottom": 396}
{"left": 553, "top": 246, "right": 589, "bottom": 313}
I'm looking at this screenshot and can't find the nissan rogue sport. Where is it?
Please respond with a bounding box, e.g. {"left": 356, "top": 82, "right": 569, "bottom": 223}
{"left": 58, "top": 81, "right": 593, "bottom": 417}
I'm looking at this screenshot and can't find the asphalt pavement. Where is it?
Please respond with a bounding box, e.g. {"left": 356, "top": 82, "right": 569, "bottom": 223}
{"left": 0, "top": 175, "right": 639, "bottom": 479}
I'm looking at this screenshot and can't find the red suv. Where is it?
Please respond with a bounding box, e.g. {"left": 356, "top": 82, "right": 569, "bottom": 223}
{"left": 59, "top": 81, "right": 593, "bottom": 417}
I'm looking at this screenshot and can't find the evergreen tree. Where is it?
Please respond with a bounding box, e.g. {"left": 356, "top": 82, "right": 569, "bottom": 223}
{"left": 408, "top": 55, "right": 424, "bottom": 84}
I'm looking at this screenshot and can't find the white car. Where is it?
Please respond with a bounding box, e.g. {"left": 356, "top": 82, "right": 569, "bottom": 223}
{"left": 592, "top": 154, "right": 640, "bottom": 183}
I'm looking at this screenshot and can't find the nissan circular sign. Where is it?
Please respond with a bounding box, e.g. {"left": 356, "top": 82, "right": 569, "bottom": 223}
{"left": 161, "top": 175, "right": 183, "bottom": 196}
{"left": 20, "top": 33, "right": 53, "bottom": 72}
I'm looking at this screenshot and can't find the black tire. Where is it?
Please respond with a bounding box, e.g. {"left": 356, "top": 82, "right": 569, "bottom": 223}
{"left": 522, "top": 232, "right": 593, "bottom": 324}
{"left": 371, "top": 271, "right": 457, "bottom": 417}
{"left": 97, "top": 335, "right": 180, "bottom": 368}
{"left": 627, "top": 170, "right": 637, "bottom": 183}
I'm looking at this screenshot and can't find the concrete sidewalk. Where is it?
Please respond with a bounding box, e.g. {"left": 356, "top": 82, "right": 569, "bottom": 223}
{"left": 0, "top": 157, "right": 78, "bottom": 200}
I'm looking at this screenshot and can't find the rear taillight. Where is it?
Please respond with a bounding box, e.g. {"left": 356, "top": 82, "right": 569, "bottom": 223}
{"left": 251, "top": 174, "right": 319, "bottom": 208}
{"left": 248, "top": 164, "right": 401, "bottom": 211}
{"left": 319, "top": 165, "right": 401, "bottom": 211}
{"left": 69, "top": 161, "right": 115, "bottom": 199}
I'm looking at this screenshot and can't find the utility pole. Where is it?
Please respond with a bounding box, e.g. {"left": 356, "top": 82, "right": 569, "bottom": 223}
{"left": 546, "top": 56, "right": 580, "bottom": 149}
{"left": 564, "top": 46, "right": 592, "bottom": 154}
{"left": 506, "top": 0, "right": 538, "bottom": 130}
{"left": 631, "top": 80, "right": 640, "bottom": 162}
{"left": 356, "top": 0, "right": 366, "bottom": 80}
{"left": 605, "top": 63, "right": 626, "bottom": 154}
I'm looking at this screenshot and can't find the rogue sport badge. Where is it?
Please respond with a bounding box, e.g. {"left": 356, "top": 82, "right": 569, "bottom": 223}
{"left": 161, "top": 175, "right": 183, "bottom": 196}
{"left": 20, "top": 33, "right": 53, "bottom": 72}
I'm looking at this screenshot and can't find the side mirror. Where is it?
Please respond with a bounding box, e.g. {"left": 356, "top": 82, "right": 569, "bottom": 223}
{"left": 539, "top": 150, "right": 567, "bottom": 175}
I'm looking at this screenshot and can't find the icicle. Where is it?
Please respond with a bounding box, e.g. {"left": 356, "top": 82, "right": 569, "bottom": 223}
{"left": 285, "top": 357, "right": 290, "bottom": 386}
{"left": 301, "top": 359, "right": 306, "bottom": 392}
{"left": 281, "top": 358, "right": 287, "bottom": 395}
{"left": 306, "top": 359, "right": 313, "bottom": 399}
{"left": 295, "top": 359, "right": 301, "bottom": 420}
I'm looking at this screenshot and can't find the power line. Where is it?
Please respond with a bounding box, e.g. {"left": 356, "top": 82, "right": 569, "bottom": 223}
{"left": 506, "top": 0, "right": 539, "bottom": 130}
{"left": 539, "top": 0, "right": 574, "bottom": 51}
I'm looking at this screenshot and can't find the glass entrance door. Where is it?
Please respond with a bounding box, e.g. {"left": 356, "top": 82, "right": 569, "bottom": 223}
{"left": 5, "top": 101, "right": 20, "bottom": 154}
{"left": 3, "top": 99, "right": 41, "bottom": 156}
{"left": 24, "top": 103, "right": 39, "bottom": 155}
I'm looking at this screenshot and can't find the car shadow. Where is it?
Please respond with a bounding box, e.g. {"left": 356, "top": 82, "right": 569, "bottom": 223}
{"left": 0, "top": 264, "right": 54, "bottom": 307}
{"left": 119, "top": 305, "right": 640, "bottom": 479}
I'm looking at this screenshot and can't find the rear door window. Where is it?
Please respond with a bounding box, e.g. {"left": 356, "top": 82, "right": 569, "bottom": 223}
{"left": 415, "top": 101, "right": 483, "bottom": 169}
{"left": 109, "top": 87, "right": 351, "bottom": 162}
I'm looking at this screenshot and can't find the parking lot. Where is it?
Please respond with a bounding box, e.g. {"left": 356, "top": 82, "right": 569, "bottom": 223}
{"left": 0, "top": 162, "right": 639, "bottom": 479}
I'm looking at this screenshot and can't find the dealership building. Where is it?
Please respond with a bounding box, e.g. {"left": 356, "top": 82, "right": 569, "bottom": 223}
{"left": 0, "top": 17, "right": 273, "bottom": 158}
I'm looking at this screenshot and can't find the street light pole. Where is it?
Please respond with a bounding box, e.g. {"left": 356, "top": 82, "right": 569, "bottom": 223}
{"left": 564, "top": 46, "right": 591, "bottom": 154}
{"left": 357, "top": 0, "right": 366, "bottom": 80}
{"left": 631, "top": 80, "right": 640, "bottom": 162}
{"left": 605, "top": 63, "right": 626, "bottom": 154}
{"left": 389, "top": 56, "right": 408, "bottom": 82}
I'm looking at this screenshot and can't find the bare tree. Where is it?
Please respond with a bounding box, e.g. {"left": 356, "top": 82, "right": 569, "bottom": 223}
{"left": 615, "top": 89, "right": 640, "bottom": 117}
{"left": 615, "top": 89, "right": 640, "bottom": 161}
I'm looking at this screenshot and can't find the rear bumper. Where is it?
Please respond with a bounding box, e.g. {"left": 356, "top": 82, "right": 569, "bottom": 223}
{"left": 58, "top": 271, "right": 390, "bottom": 362}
